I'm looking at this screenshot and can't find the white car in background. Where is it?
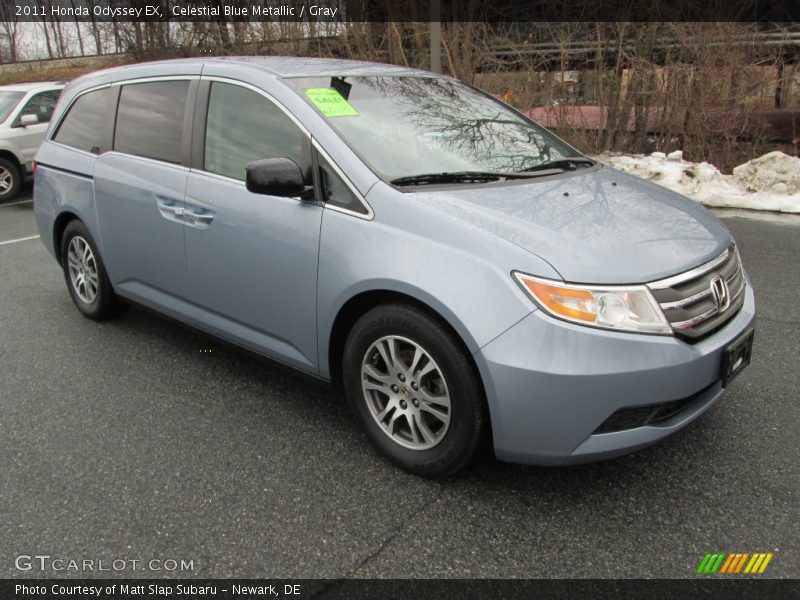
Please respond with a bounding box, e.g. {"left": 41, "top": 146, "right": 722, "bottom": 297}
{"left": 0, "top": 82, "right": 64, "bottom": 201}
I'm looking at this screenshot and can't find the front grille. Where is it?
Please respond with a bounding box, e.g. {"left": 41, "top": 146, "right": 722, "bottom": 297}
{"left": 594, "top": 384, "right": 715, "bottom": 434}
{"left": 648, "top": 246, "right": 746, "bottom": 342}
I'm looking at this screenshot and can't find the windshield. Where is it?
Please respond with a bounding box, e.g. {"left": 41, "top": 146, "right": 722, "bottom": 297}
{"left": 284, "top": 76, "right": 582, "bottom": 181}
{"left": 0, "top": 91, "right": 25, "bottom": 123}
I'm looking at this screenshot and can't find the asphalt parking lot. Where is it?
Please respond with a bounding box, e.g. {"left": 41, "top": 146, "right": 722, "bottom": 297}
{"left": 1, "top": 187, "right": 798, "bottom": 579}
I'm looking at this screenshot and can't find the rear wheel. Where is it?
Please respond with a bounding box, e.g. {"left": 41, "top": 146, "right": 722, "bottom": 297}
{"left": 0, "top": 158, "right": 21, "bottom": 201}
{"left": 343, "top": 303, "right": 487, "bottom": 477}
{"left": 60, "top": 220, "right": 125, "bottom": 320}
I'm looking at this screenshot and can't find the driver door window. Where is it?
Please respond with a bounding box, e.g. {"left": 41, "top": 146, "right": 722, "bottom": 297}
{"left": 204, "top": 82, "right": 307, "bottom": 182}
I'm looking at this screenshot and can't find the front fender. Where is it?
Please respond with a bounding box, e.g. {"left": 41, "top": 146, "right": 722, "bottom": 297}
{"left": 316, "top": 184, "right": 558, "bottom": 379}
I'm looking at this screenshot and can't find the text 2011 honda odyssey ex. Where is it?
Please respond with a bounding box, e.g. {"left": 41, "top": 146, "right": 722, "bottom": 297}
{"left": 34, "top": 57, "right": 755, "bottom": 476}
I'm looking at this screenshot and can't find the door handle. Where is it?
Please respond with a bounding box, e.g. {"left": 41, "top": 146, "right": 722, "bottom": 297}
{"left": 190, "top": 211, "right": 214, "bottom": 224}
{"left": 185, "top": 207, "right": 215, "bottom": 229}
{"left": 156, "top": 197, "right": 185, "bottom": 220}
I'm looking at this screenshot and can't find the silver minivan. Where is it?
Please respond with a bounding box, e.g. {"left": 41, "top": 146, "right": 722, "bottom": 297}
{"left": 34, "top": 57, "right": 755, "bottom": 476}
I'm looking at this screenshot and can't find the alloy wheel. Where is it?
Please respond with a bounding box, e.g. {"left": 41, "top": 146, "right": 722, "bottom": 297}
{"left": 361, "top": 335, "right": 452, "bottom": 450}
{"left": 0, "top": 167, "right": 12, "bottom": 194}
{"left": 66, "top": 236, "right": 99, "bottom": 304}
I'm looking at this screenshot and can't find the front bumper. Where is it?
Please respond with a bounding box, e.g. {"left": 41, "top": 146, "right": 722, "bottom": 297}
{"left": 475, "top": 280, "right": 756, "bottom": 465}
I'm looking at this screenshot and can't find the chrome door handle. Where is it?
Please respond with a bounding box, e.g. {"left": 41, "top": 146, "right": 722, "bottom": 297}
{"left": 191, "top": 212, "right": 214, "bottom": 224}
{"left": 185, "top": 207, "right": 215, "bottom": 229}
{"left": 156, "top": 197, "right": 185, "bottom": 221}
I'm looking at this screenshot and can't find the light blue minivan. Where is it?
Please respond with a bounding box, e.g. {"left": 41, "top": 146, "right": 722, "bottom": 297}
{"left": 34, "top": 57, "right": 755, "bottom": 476}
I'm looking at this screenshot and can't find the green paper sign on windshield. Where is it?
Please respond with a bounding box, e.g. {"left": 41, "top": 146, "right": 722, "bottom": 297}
{"left": 305, "top": 88, "right": 359, "bottom": 117}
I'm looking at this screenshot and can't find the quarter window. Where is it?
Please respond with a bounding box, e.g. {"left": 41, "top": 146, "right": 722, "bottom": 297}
{"left": 114, "top": 80, "right": 189, "bottom": 164}
{"left": 318, "top": 154, "right": 367, "bottom": 215}
{"left": 204, "top": 82, "right": 306, "bottom": 181}
{"left": 53, "top": 87, "right": 112, "bottom": 153}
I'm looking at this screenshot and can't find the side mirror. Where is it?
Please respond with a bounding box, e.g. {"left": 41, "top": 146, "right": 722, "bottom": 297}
{"left": 245, "top": 157, "right": 312, "bottom": 198}
{"left": 19, "top": 114, "right": 39, "bottom": 126}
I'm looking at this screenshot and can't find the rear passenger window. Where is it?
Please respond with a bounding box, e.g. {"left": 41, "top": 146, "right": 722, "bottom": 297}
{"left": 114, "top": 81, "right": 189, "bottom": 164}
{"left": 204, "top": 82, "right": 306, "bottom": 181}
{"left": 53, "top": 87, "right": 111, "bottom": 154}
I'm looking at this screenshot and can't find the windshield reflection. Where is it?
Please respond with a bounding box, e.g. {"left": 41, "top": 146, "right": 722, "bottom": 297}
{"left": 286, "top": 76, "right": 579, "bottom": 180}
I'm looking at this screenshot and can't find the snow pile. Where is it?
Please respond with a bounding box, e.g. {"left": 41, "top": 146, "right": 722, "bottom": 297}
{"left": 732, "top": 151, "right": 800, "bottom": 195}
{"left": 594, "top": 150, "right": 800, "bottom": 213}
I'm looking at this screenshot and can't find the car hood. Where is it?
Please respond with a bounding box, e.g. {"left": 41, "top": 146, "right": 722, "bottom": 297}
{"left": 408, "top": 166, "right": 732, "bottom": 284}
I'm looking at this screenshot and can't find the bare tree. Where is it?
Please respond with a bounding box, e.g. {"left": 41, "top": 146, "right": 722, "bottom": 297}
{"left": 0, "top": 3, "right": 20, "bottom": 62}
{"left": 67, "top": 1, "right": 85, "bottom": 56}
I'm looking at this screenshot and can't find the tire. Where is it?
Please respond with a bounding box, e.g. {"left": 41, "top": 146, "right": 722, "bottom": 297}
{"left": 0, "top": 157, "right": 21, "bottom": 202}
{"left": 60, "top": 220, "right": 125, "bottom": 320}
{"left": 343, "top": 303, "right": 488, "bottom": 477}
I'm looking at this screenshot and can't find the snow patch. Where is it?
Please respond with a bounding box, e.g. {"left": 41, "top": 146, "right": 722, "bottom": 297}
{"left": 594, "top": 150, "right": 800, "bottom": 213}
{"left": 732, "top": 151, "right": 800, "bottom": 195}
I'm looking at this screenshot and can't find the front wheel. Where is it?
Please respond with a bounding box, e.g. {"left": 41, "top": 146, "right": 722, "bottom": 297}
{"left": 342, "top": 303, "right": 488, "bottom": 477}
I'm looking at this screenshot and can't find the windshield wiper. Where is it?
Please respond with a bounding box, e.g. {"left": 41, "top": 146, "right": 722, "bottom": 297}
{"left": 390, "top": 170, "right": 539, "bottom": 186}
{"left": 390, "top": 162, "right": 595, "bottom": 186}
{"left": 390, "top": 171, "right": 505, "bottom": 186}
{"left": 518, "top": 157, "right": 596, "bottom": 173}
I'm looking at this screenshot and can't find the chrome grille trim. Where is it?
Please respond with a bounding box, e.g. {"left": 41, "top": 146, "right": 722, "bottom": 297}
{"left": 658, "top": 258, "right": 743, "bottom": 311}
{"left": 669, "top": 278, "right": 746, "bottom": 330}
{"left": 647, "top": 246, "right": 746, "bottom": 341}
{"left": 671, "top": 306, "right": 719, "bottom": 330}
{"left": 659, "top": 287, "right": 712, "bottom": 310}
{"left": 727, "top": 266, "right": 743, "bottom": 288}
{"left": 648, "top": 247, "right": 732, "bottom": 290}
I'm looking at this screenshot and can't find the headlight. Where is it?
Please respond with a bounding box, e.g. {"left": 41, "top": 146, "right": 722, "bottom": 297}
{"left": 513, "top": 272, "right": 672, "bottom": 335}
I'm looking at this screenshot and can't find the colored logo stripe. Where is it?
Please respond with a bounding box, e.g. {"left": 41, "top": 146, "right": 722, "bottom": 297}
{"left": 720, "top": 553, "right": 749, "bottom": 573}
{"left": 745, "top": 553, "right": 774, "bottom": 574}
{"left": 698, "top": 552, "right": 773, "bottom": 574}
{"left": 697, "top": 553, "right": 726, "bottom": 573}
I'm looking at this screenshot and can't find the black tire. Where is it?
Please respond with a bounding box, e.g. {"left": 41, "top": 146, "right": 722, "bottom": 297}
{"left": 0, "top": 157, "right": 21, "bottom": 202}
{"left": 343, "top": 303, "right": 488, "bottom": 477}
{"left": 60, "top": 220, "right": 126, "bottom": 320}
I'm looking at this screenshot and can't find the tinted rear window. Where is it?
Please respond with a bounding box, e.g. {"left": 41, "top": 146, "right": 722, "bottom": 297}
{"left": 114, "top": 81, "right": 189, "bottom": 164}
{"left": 53, "top": 87, "right": 112, "bottom": 153}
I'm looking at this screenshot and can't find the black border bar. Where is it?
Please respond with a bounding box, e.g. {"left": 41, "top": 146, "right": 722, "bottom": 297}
{"left": 3, "top": 579, "right": 800, "bottom": 600}
{"left": 5, "top": 0, "right": 800, "bottom": 23}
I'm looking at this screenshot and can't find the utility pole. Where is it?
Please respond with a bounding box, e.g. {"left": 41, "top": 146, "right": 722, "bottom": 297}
{"left": 430, "top": 0, "right": 441, "bottom": 73}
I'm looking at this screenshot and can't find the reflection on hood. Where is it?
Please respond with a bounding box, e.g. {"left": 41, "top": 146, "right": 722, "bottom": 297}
{"left": 409, "top": 166, "right": 732, "bottom": 284}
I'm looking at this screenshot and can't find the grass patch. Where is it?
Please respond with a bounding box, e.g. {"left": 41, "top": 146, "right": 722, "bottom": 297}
{"left": 0, "top": 58, "right": 131, "bottom": 86}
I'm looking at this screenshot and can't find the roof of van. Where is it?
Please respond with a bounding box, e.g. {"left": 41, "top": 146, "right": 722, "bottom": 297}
{"left": 201, "top": 56, "right": 428, "bottom": 77}
{"left": 88, "top": 56, "right": 429, "bottom": 81}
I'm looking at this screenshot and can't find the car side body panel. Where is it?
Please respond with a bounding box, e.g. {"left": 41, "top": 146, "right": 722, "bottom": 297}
{"left": 315, "top": 181, "right": 562, "bottom": 379}
{"left": 33, "top": 143, "right": 98, "bottom": 258}
{"left": 182, "top": 171, "right": 324, "bottom": 374}
{"left": 93, "top": 153, "right": 191, "bottom": 303}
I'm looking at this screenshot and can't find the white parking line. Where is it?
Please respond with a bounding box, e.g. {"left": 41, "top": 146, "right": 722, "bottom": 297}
{"left": 0, "top": 199, "right": 33, "bottom": 207}
{"left": 0, "top": 234, "right": 40, "bottom": 246}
